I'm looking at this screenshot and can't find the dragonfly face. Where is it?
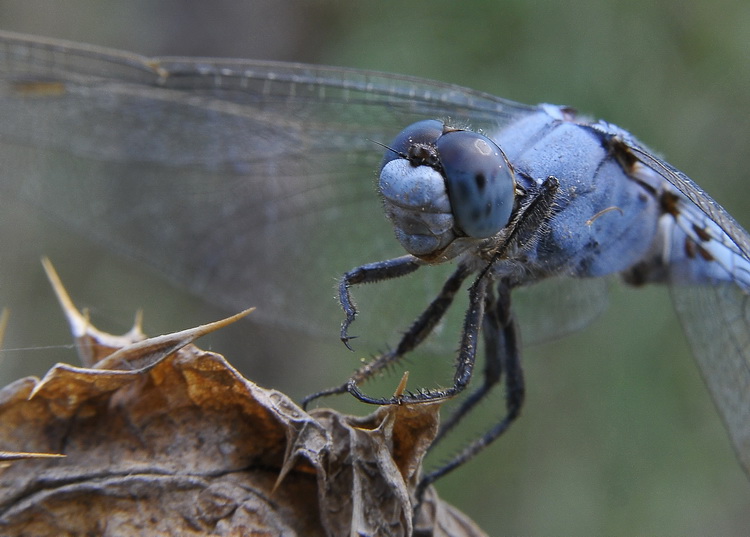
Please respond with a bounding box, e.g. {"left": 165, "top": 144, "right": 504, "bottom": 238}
{"left": 379, "top": 119, "right": 517, "bottom": 258}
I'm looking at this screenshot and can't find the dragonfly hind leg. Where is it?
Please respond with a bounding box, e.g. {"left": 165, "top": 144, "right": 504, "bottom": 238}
{"left": 417, "top": 280, "right": 524, "bottom": 501}
{"left": 432, "top": 281, "right": 523, "bottom": 444}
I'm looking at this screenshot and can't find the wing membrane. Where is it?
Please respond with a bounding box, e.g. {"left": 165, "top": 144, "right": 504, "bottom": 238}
{"left": 671, "top": 283, "right": 750, "bottom": 473}
{"left": 0, "top": 31, "right": 536, "bottom": 342}
{"left": 626, "top": 138, "right": 750, "bottom": 473}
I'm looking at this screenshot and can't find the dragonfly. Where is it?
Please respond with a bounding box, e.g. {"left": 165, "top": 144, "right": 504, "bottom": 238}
{"left": 0, "top": 31, "right": 749, "bottom": 498}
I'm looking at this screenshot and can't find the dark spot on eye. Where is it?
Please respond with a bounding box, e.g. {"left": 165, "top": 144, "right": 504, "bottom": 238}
{"left": 475, "top": 173, "right": 486, "bottom": 191}
{"left": 471, "top": 208, "right": 481, "bottom": 222}
{"left": 457, "top": 182, "right": 470, "bottom": 200}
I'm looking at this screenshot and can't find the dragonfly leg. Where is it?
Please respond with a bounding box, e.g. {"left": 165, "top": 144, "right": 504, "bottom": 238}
{"left": 432, "top": 281, "right": 514, "bottom": 445}
{"left": 350, "top": 263, "right": 473, "bottom": 382}
{"left": 300, "top": 262, "right": 471, "bottom": 409}
{"left": 416, "top": 282, "right": 523, "bottom": 502}
{"left": 347, "top": 269, "right": 491, "bottom": 405}
{"left": 338, "top": 254, "right": 423, "bottom": 349}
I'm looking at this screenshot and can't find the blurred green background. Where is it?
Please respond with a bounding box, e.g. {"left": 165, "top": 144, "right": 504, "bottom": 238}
{"left": 1, "top": 0, "right": 749, "bottom": 534}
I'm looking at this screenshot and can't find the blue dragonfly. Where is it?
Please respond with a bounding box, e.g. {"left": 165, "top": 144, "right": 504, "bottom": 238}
{"left": 0, "top": 31, "right": 748, "bottom": 498}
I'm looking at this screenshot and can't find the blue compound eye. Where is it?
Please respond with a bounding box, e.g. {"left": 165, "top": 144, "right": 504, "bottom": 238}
{"left": 436, "top": 130, "right": 515, "bottom": 238}
{"left": 381, "top": 119, "right": 444, "bottom": 169}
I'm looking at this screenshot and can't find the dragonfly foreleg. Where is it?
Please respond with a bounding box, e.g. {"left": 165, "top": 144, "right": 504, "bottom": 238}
{"left": 352, "top": 264, "right": 473, "bottom": 383}
{"left": 300, "top": 262, "right": 471, "bottom": 409}
{"left": 338, "top": 254, "right": 423, "bottom": 349}
{"left": 347, "top": 268, "right": 491, "bottom": 405}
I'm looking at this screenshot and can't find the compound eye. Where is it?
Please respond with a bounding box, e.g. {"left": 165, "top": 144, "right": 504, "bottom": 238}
{"left": 436, "top": 130, "right": 515, "bottom": 238}
{"left": 381, "top": 119, "right": 444, "bottom": 169}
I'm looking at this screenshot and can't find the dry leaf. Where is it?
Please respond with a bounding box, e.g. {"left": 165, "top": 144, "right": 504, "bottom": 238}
{"left": 0, "top": 262, "right": 488, "bottom": 537}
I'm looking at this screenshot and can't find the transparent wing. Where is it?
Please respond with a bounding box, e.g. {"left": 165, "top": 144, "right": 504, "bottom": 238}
{"left": 0, "top": 31, "right": 609, "bottom": 352}
{"left": 671, "top": 284, "right": 750, "bottom": 473}
{"left": 0, "top": 31, "right": 535, "bottom": 344}
{"left": 627, "top": 141, "right": 750, "bottom": 473}
{"left": 513, "top": 276, "right": 610, "bottom": 344}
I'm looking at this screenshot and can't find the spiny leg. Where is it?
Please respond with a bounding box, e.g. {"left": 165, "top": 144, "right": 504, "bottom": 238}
{"left": 301, "top": 262, "right": 472, "bottom": 409}
{"left": 339, "top": 254, "right": 423, "bottom": 349}
{"left": 432, "top": 282, "right": 513, "bottom": 445}
{"left": 348, "top": 268, "right": 491, "bottom": 405}
{"left": 416, "top": 280, "right": 523, "bottom": 502}
{"left": 348, "top": 263, "right": 473, "bottom": 387}
{"left": 411, "top": 180, "right": 559, "bottom": 498}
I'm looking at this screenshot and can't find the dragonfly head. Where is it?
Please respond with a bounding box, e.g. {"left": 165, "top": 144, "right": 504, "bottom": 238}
{"left": 378, "top": 120, "right": 517, "bottom": 262}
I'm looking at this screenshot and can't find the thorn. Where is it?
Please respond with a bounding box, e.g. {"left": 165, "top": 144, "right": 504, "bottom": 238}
{"left": 393, "top": 371, "right": 410, "bottom": 398}
{"left": 0, "top": 451, "right": 66, "bottom": 461}
{"left": 0, "top": 308, "right": 9, "bottom": 350}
